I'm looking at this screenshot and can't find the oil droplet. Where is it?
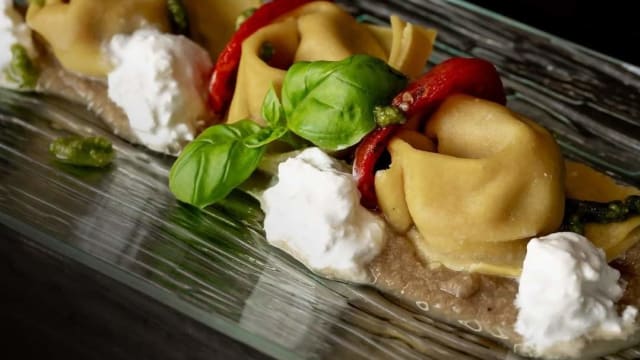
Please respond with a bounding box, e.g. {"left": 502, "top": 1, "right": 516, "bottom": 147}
{"left": 459, "top": 319, "right": 482, "bottom": 332}
{"left": 416, "top": 301, "right": 429, "bottom": 311}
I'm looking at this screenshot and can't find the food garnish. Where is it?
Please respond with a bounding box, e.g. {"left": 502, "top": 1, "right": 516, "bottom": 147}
{"left": 353, "top": 57, "right": 506, "bottom": 210}
{"left": 352, "top": 125, "right": 400, "bottom": 210}
{"left": 171, "top": 54, "right": 407, "bottom": 207}
{"left": 282, "top": 55, "right": 407, "bottom": 151}
{"left": 392, "top": 57, "right": 506, "bottom": 119}
{"left": 169, "top": 120, "right": 265, "bottom": 208}
{"left": 373, "top": 105, "right": 406, "bottom": 127}
{"left": 49, "top": 136, "right": 114, "bottom": 168}
{"left": 167, "top": 0, "right": 189, "bottom": 35}
{"left": 563, "top": 195, "right": 640, "bottom": 234}
{"left": 5, "top": 44, "right": 38, "bottom": 89}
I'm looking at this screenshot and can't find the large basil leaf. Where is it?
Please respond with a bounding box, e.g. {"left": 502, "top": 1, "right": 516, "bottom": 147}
{"left": 169, "top": 120, "right": 265, "bottom": 208}
{"left": 282, "top": 55, "right": 408, "bottom": 151}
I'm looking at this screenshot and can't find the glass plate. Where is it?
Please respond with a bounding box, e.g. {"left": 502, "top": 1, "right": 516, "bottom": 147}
{"left": 2, "top": 1, "right": 640, "bottom": 359}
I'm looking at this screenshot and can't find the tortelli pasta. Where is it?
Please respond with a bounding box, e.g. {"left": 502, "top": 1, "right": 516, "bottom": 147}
{"left": 376, "top": 95, "right": 640, "bottom": 276}
{"left": 18, "top": 0, "right": 640, "bottom": 280}
{"left": 26, "top": 0, "right": 170, "bottom": 77}
{"left": 376, "top": 95, "right": 565, "bottom": 276}
{"left": 565, "top": 161, "right": 640, "bottom": 260}
{"left": 227, "top": 2, "right": 436, "bottom": 124}
{"left": 26, "top": 0, "right": 261, "bottom": 77}
{"left": 182, "top": 0, "right": 262, "bottom": 57}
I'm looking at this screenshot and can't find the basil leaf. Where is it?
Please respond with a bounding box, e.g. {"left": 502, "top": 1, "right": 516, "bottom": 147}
{"left": 243, "top": 126, "right": 288, "bottom": 148}
{"left": 261, "top": 85, "right": 285, "bottom": 128}
{"left": 282, "top": 55, "right": 408, "bottom": 151}
{"left": 169, "top": 120, "right": 265, "bottom": 208}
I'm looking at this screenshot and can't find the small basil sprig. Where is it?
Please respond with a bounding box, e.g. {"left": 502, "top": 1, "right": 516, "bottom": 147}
{"left": 169, "top": 120, "right": 266, "bottom": 208}
{"left": 243, "top": 85, "right": 289, "bottom": 148}
{"left": 282, "top": 55, "right": 408, "bottom": 151}
{"left": 170, "top": 86, "right": 299, "bottom": 208}
{"left": 169, "top": 55, "right": 408, "bottom": 207}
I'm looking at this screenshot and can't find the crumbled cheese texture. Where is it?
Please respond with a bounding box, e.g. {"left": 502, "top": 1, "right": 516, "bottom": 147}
{"left": 107, "top": 28, "right": 212, "bottom": 155}
{"left": 0, "top": 0, "right": 37, "bottom": 88}
{"left": 516, "top": 232, "right": 638, "bottom": 357}
{"left": 261, "top": 148, "right": 387, "bottom": 284}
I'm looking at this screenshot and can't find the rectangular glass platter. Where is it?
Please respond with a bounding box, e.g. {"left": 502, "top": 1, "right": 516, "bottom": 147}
{"left": 2, "top": 0, "right": 640, "bottom": 359}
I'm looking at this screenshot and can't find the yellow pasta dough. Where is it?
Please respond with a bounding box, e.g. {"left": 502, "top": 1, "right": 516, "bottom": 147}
{"left": 565, "top": 161, "right": 640, "bottom": 260}
{"left": 182, "top": 0, "right": 261, "bottom": 58}
{"left": 376, "top": 94, "right": 566, "bottom": 276}
{"left": 376, "top": 95, "right": 640, "bottom": 277}
{"left": 27, "top": 0, "right": 170, "bottom": 77}
{"left": 227, "top": 2, "right": 436, "bottom": 124}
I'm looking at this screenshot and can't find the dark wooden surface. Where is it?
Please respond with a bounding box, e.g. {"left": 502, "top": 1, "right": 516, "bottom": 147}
{"left": 469, "top": 0, "right": 640, "bottom": 66}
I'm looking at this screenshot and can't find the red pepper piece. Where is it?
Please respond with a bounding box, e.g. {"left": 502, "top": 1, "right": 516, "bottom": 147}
{"left": 208, "top": 0, "right": 325, "bottom": 115}
{"left": 392, "top": 57, "right": 506, "bottom": 118}
{"left": 353, "top": 125, "right": 401, "bottom": 210}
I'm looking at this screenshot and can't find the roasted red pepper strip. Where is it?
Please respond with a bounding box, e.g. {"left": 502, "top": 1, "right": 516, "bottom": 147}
{"left": 355, "top": 58, "right": 506, "bottom": 210}
{"left": 208, "top": 0, "right": 325, "bottom": 115}
{"left": 353, "top": 125, "right": 401, "bottom": 210}
{"left": 392, "top": 57, "right": 506, "bottom": 118}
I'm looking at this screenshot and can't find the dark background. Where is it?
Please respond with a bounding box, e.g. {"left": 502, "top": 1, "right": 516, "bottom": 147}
{"left": 469, "top": 0, "right": 640, "bottom": 66}
{"left": 5, "top": 2, "right": 639, "bottom": 360}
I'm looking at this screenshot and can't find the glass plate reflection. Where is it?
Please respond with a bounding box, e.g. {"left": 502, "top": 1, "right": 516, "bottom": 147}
{"left": 2, "top": 0, "right": 640, "bottom": 359}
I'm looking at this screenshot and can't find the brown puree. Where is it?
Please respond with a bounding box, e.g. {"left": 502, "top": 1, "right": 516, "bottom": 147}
{"left": 368, "top": 229, "right": 640, "bottom": 353}
{"left": 36, "top": 56, "right": 138, "bottom": 145}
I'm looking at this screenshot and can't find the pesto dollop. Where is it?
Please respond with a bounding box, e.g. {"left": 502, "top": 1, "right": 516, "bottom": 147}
{"left": 5, "top": 44, "right": 39, "bottom": 90}
{"left": 167, "top": 0, "right": 189, "bottom": 35}
{"left": 49, "top": 136, "right": 115, "bottom": 168}
{"left": 563, "top": 195, "right": 640, "bottom": 234}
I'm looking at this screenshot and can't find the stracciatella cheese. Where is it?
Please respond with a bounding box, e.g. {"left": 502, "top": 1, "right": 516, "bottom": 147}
{"left": 515, "top": 232, "right": 638, "bottom": 358}
{"left": 107, "top": 28, "right": 212, "bottom": 155}
{"left": 0, "top": 0, "right": 37, "bottom": 89}
{"left": 261, "top": 148, "right": 387, "bottom": 284}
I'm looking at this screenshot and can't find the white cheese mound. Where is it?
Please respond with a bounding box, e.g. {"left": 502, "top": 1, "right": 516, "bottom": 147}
{"left": 107, "top": 28, "right": 212, "bottom": 155}
{"left": 516, "top": 232, "right": 638, "bottom": 358}
{"left": 261, "top": 148, "right": 387, "bottom": 284}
